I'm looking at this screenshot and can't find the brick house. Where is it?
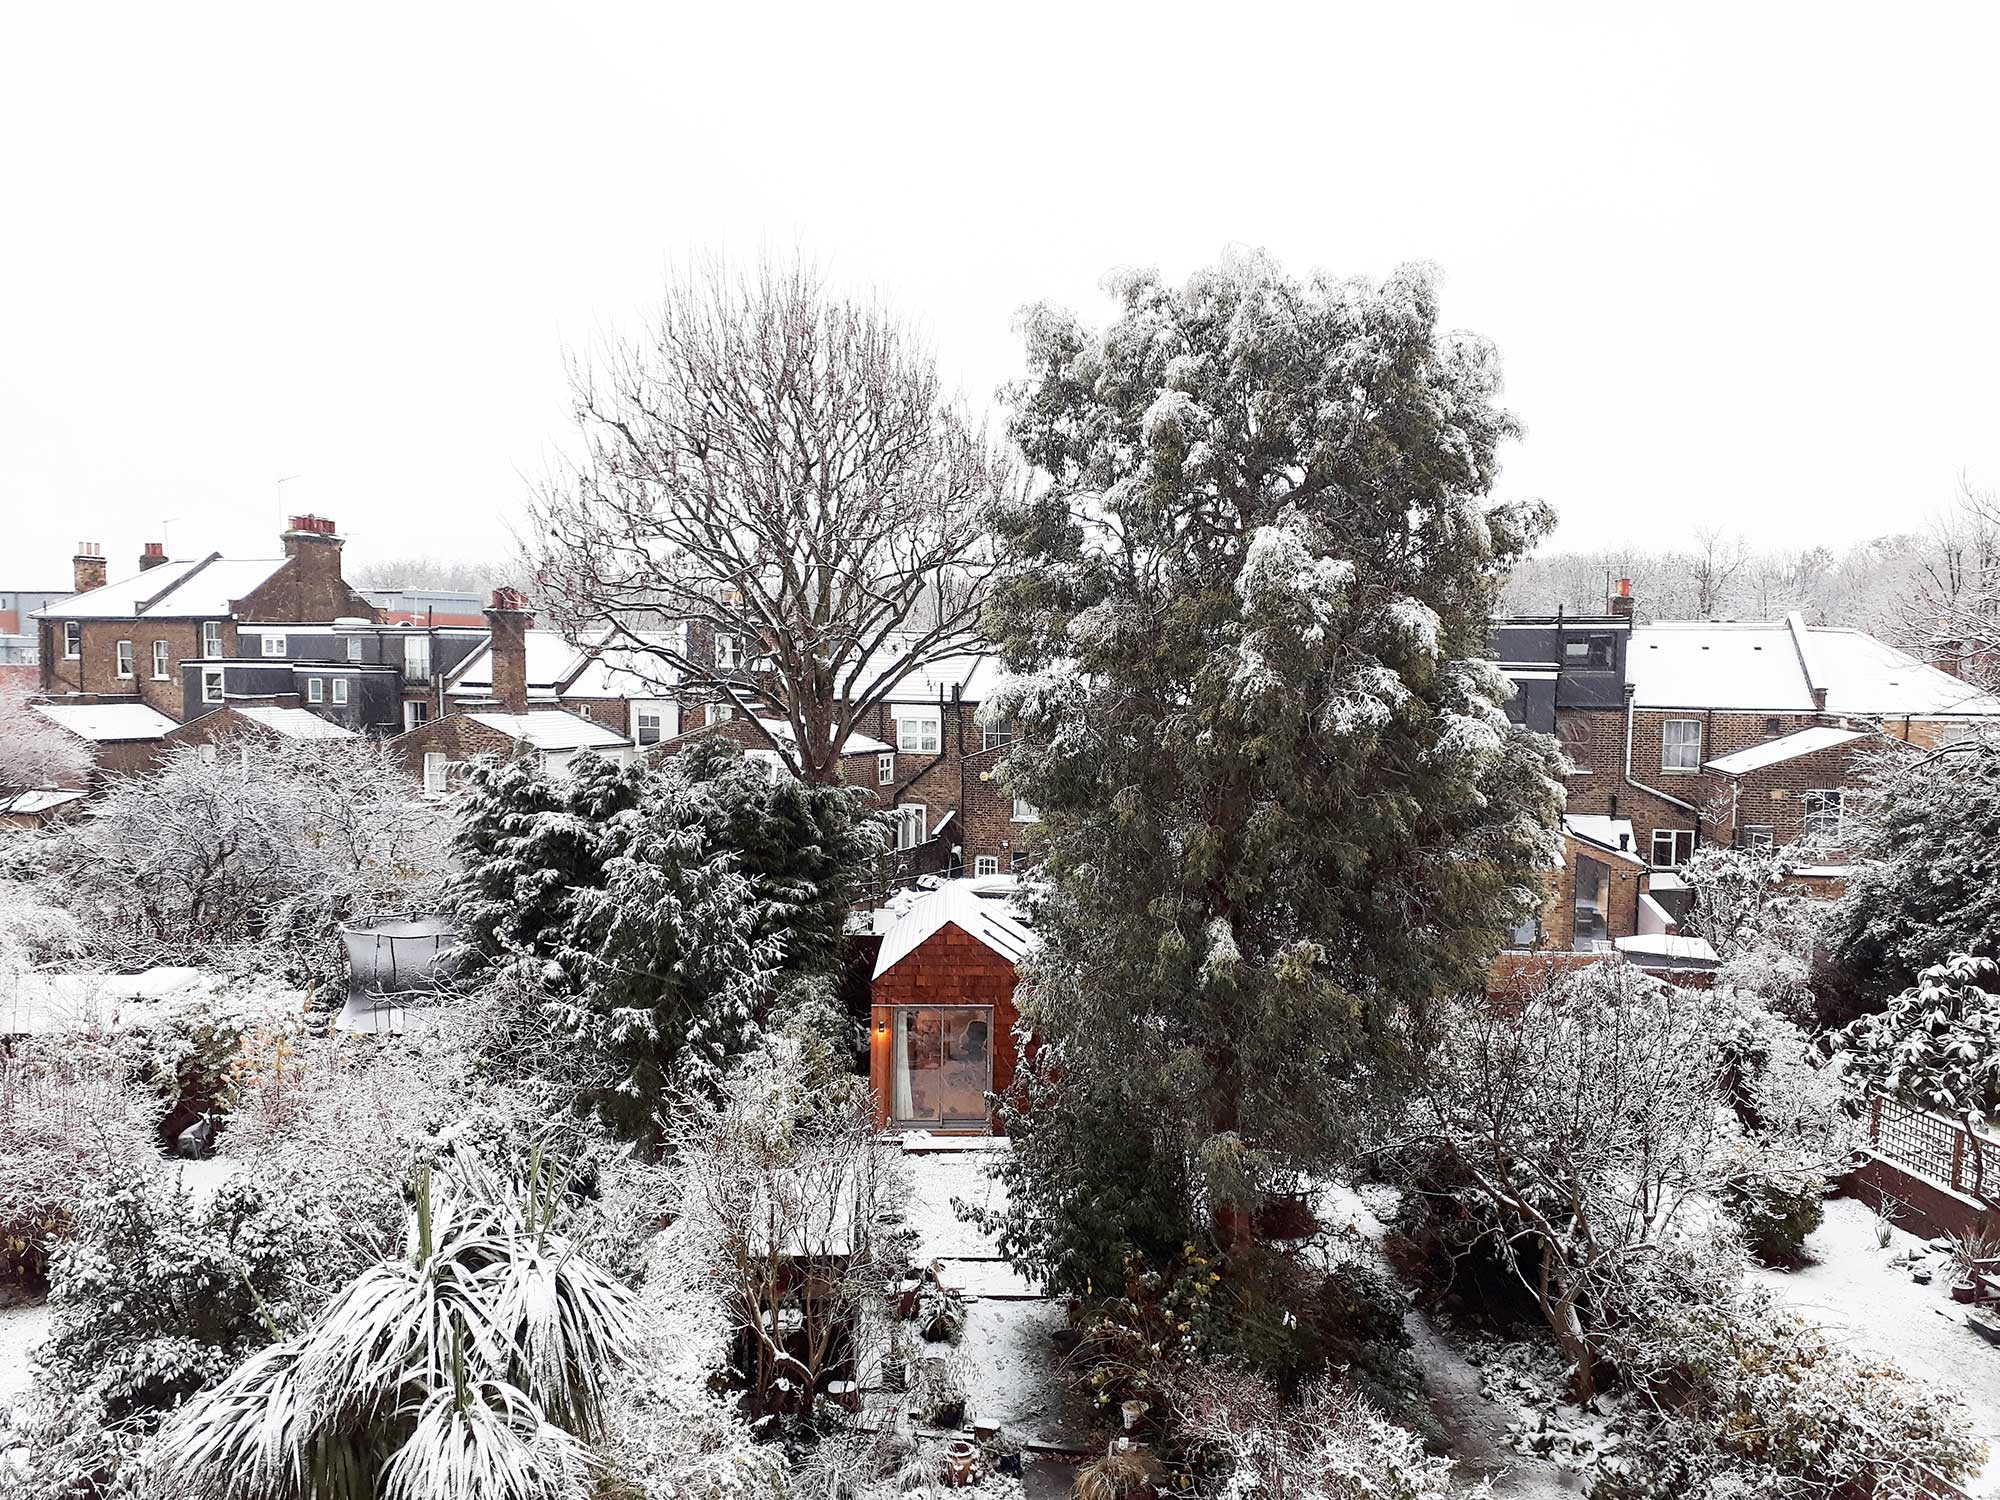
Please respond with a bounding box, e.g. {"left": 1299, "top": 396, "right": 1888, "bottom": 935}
{"left": 160, "top": 703, "right": 362, "bottom": 757}
{"left": 1495, "top": 582, "right": 2000, "bottom": 956}
{"left": 35, "top": 519, "right": 383, "bottom": 724}
{"left": 867, "top": 877, "right": 1032, "bottom": 1134}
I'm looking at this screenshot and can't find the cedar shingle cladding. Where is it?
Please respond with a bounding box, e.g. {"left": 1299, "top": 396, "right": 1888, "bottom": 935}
{"left": 869, "top": 924, "right": 1021, "bottom": 1135}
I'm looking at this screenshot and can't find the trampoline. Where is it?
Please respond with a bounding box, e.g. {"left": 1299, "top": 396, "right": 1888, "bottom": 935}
{"left": 334, "top": 913, "right": 464, "bottom": 1035}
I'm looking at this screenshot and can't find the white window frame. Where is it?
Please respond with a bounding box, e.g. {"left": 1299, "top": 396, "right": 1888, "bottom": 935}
{"left": 201, "top": 620, "right": 222, "bottom": 658}
{"left": 307, "top": 678, "right": 323, "bottom": 703}
{"left": 404, "top": 700, "right": 431, "bottom": 732}
{"left": 877, "top": 752, "right": 895, "bottom": 785}
{"left": 634, "top": 707, "right": 664, "bottom": 746}
{"left": 331, "top": 679, "right": 349, "bottom": 705}
{"left": 115, "top": 639, "right": 134, "bottom": 678}
{"left": 404, "top": 634, "right": 431, "bottom": 680}
{"left": 982, "top": 725, "right": 1014, "bottom": 752}
{"left": 1011, "top": 795, "right": 1039, "bottom": 823}
{"left": 1650, "top": 827, "right": 1695, "bottom": 867}
{"left": 896, "top": 705, "right": 942, "bottom": 754}
{"left": 974, "top": 855, "right": 999, "bottom": 877}
{"left": 1661, "top": 718, "right": 1702, "bottom": 773}
{"left": 1803, "top": 789, "right": 1845, "bottom": 841}
{"left": 151, "top": 639, "right": 170, "bottom": 679}
{"left": 423, "top": 752, "right": 448, "bottom": 794}
{"left": 346, "top": 637, "right": 364, "bottom": 663}
{"left": 894, "top": 802, "right": 928, "bottom": 852}
{"left": 714, "top": 632, "right": 742, "bottom": 671}
{"left": 201, "top": 667, "right": 225, "bottom": 704}
{"left": 261, "top": 632, "right": 286, "bottom": 657}
{"left": 63, "top": 621, "right": 81, "bottom": 659}
{"left": 1741, "top": 825, "right": 1775, "bottom": 852}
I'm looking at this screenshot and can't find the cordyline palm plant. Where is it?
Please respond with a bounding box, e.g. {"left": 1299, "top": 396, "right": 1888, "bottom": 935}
{"left": 154, "top": 1145, "right": 639, "bottom": 1500}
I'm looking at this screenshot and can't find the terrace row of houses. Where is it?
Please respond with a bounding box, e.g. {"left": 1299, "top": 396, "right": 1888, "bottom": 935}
{"left": 1494, "top": 579, "right": 2000, "bottom": 962}
{"left": 9, "top": 518, "right": 1035, "bottom": 879}
{"left": 15, "top": 523, "right": 2000, "bottom": 937}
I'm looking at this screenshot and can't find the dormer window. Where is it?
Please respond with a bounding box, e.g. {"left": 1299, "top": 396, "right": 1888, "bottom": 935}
{"left": 201, "top": 667, "right": 225, "bottom": 704}
{"left": 202, "top": 621, "right": 222, "bottom": 658}
{"left": 261, "top": 633, "right": 286, "bottom": 657}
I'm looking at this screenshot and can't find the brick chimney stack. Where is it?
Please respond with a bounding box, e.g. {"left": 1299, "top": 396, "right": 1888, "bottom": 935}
{"left": 72, "top": 542, "right": 107, "bottom": 594}
{"left": 139, "top": 541, "right": 169, "bottom": 572}
{"left": 1609, "top": 577, "right": 1635, "bottom": 620}
{"left": 280, "top": 515, "right": 346, "bottom": 618}
{"left": 484, "top": 587, "right": 534, "bottom": 714}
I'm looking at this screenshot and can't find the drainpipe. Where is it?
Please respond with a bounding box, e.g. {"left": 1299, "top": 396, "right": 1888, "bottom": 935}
{"left": 1624, "top": 685, "right": 1699, "bottom": 827}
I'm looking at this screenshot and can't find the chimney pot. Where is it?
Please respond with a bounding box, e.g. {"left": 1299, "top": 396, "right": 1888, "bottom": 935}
{"left": 139, "top": 541, "right": 169, "bottom": 571}
{"left": 1609, "top": 577, "right": 1636, "bottom": 620}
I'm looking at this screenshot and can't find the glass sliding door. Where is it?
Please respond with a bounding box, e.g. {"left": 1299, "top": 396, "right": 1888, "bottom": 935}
{"left": 889, "top": 1006, "right": 993, "bottom": 1128}
{"left": 1572, "top": 855, "right": 1611, "bottom": 951}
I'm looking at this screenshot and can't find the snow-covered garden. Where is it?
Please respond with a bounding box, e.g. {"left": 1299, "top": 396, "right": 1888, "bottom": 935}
{"left": 3, "top": 252, "right": 1999, "bottom": 1500}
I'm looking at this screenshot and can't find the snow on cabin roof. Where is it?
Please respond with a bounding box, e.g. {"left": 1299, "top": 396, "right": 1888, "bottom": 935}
{"left": 1797, "top": 627, "right": 2000, "bottom": 719}
{"left": 0, "top": 788, "right": 87, "bottom": 815}
{"left": 1615, "top": 933, "right": 1720, "bottom": 967}
{"left": 232, "top": 705, "right": 359, "bottom": 740}
{"left": 1563, "top": 814, "right": 1644, "bottom": 865}
{"left": 851, "top": 637, "right": 998, "bottom": 703}
{"left": 752, "top": 718, "right": 895, "bottom": 757}
{"left": 1703, "top": 725, "right": 1864, "bottom": 776}
{"left": 1628, "top": 622, "right": 1818, "bottom": 711}
{"left": 34, "top": 556, "right": 289, "bottom": 620}
{"left": 32, "top": 701, "right": 178, "bottom": 742}
{"left": 447, "top": 630, "right": 582, "bottom": 698}
{"left": 463, "top": 710, "right": 631, "bottom": 751}
{"left": 872, "top": 878, "right": 1035, "bottom": 980}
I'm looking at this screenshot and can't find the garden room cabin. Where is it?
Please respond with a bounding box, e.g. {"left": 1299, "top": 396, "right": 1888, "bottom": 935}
{"left": 868, "top": 878, "right": 1031, "bottom": 1134}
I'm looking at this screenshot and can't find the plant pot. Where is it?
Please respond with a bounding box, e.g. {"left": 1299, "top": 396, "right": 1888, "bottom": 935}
{"left": 945, "top": 1438, "right": 978, "bottom": 1485}
{"left": 1121, "top": 1399, "right": 1151, "bottom": 1432}
{"left": 1952, "top": 1279, "right": 1980, "bottom": 1304}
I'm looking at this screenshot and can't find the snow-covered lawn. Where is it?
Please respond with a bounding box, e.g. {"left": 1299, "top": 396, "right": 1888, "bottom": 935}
{"left": 0, "top": 1299, "right": 49, "bottom": 1408}
{"left": 1751, "top": 1196, "right": 2000, "bottom": 1496}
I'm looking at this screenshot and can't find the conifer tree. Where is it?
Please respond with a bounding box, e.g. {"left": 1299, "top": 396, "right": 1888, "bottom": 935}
{"left": 984, "top": 253, "right": 1564, "bottom": 1287}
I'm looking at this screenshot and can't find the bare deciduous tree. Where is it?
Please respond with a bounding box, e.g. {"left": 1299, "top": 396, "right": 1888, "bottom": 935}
{"left": 0, "top": 675, "right": 91, "bottom": 796}
{"left": 528, "top": 258, "right": 1011, "bottom": 783}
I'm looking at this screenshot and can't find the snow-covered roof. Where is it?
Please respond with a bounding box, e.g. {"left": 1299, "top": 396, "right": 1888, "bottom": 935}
{"left": 0, "top": 966, "right": 218, "bottom": 1036}
{"left": 1614, "top": 933, "right": 1720, "bottom": 966}
{"left": 447, "top": 630, "right": 582, "bottom": 700}
{"left": 1628, "top": 623, "right": 1818, "bottom": 711}
{"left": 1703, "top": 725, "right": 1864, "bottom": 776}
{"left": 560, "top": 636, "right": 681, "bottom": 700}
{"left": 0, "top": 788, "right": 87, "bottom": 815}
{"left": 463, "top": 710, "right": 631, "bottom": 751}
{"left": 34, "top": 556, "right": 288, "bottom": 620}
{"left": 852, "top": 637, "right": 999, "bottom": 703}
{"left": 872, "top": 878, "right": 1035, "bottom": 980}
{"left": 1629, "top": 613, "right": 2000, "bottom": 718}
{"left": 232, "top": 705, "right": 359, "bottom": 740}
{"left": 1563, "top": 814, "right": 1644, "bottom": 865}
{"left": 1798, "top": 627, "right": 2000, "bottom": 719}
{"left": 32, "top": 701, "right": 178, "bottom": 742}
{"left": 752, "top": 717, "right": 894, "bottom": 757}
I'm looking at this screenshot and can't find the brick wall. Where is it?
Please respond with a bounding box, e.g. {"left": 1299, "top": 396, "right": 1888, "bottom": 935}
{"left": 388, "top": 713, "right": 524, "bottom": 781}
{"left": 39, "top": 618, "right": 222, "bottom": 718}
{"left": 1534, "top": 833, "right": 1645, "bottom": 951}
{"left": 1703, "top": 737, "right": 1867, "bottom": 851}
{"left": 237, "top": 535, "right": 381, "bottom": 623}
{"left": 868, "top": 923, "right": 1020, "bottom": 1133}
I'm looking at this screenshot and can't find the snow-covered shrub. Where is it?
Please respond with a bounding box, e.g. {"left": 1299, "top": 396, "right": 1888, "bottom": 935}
{"left": 1832, "top": 736, "right": 2000, "bottom": 1001}
{"left": 1597, "top": 1279, "right": 1986, "bottom": 1500}
{"left": 1170, "top": 1363, "right": 1482, "bottom": 1500}
{"left": 1683, "top": 844, "right": 1827, "bottom": 1020}
{"left": 1837, "top": 951, "right": 2000, "bottom": 1127}
{"left": 32, "top": 1163, "right": 327, "bottom": 1422}
{"left": 25, "top": 738, "right": 444, "bottom": 976}
{"left": 0, "top": 1039, "right": 156, "bottom": 1289}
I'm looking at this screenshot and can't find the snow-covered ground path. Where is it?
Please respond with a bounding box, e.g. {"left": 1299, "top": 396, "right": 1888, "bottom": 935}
{"left": 1751, "top": 1196, "right": 2000, "bottom": 1497}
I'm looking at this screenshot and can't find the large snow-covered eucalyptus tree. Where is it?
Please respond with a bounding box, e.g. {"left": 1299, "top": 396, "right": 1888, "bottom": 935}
{"left": 528, "top": 257, "right": 1011, "bottom": 784}
{"left": 983, "top": 253, "right": 1564, "bottom": 1287}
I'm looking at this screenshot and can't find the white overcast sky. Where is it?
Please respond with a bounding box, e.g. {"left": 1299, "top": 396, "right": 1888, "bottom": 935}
{"left": 4, "top": 2, "right": 1996, "bottom": 585}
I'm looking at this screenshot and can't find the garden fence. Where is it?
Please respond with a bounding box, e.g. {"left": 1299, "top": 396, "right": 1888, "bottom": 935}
{"left": 1865, "top": 1091, "right": 1998, "bottom": 1205}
